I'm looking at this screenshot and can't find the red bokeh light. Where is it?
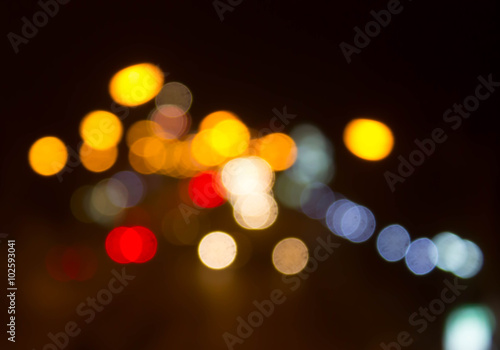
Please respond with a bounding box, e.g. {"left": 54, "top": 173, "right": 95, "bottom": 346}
{"left": 105, "top": 226, "right": 157, "bottom": 264}
{"left": 133, "top": 226, "right": 158, "bottom": 263}
{"left": 188, "top": 171, "right": 226, "bottom": 208}
{"left": 46, "top": 245, "right": 98, "bottom": 281}
{"left": 106, "top": 226, "right": 130, "bottom": 264}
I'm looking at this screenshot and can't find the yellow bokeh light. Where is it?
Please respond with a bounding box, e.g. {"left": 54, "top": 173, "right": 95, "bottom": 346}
{"left": 272, "top": 238, "right": 309, "bottom": 275}
{"left": 157, "top": 137, "right": 205, "bottom": 178}
{"left": 256, "top": 133, "right": 297, "bottom": 171}
{"left": 198, "top": 231, "right": 237, "bottom": 270}
{"left": 80, "top": 143, "right": 118, "bottom": 173}
{"left": 129, "top": 137, "right": 166, "bottom": 174}
{"left": 191, "top": 130, "right": 227, "bottom": 167}
{"left": 177, "top": 138, "right": 203, "bottom": 177}
{"left": 162, "top": 141, "right": 183, "bottom": 177}
{"left": 192, "top": 111, "right": 249, "bottom": 165}
{"left": 210, "top": 119, "right": 250, "bottom": 157}
{"left": 80, "top": 111, "right": 123, "bottom": 150}
{"left": 343, "top": 118, "right": 394, "bottom": 161}
{"left": 109, "top": 63, "right": 164, "bottom": 107}
{"left": 126, "top": 120, "right": 163, "bottom": 147}
{"left": 200, "top": 111, "right": 239, "bottom": 131}
{"left": 28, "top": 136, "right": 68, "bottom": 176}
{"left": 143, "top": 137, "right": 167, "bottom": 171}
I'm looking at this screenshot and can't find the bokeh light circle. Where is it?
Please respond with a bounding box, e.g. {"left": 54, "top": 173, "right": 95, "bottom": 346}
{"left": 188, "top": 171, "right": 226, "bottom": 208}
{"left": 107, "top": 171, "right": 145, "bottom": 208}
{"left": 109, "top": 63, "right": 164, "bottom": 107}
{"left": 341, "top": 205, "right": 376, "bottom": 243}
{"left": 272, "top": 237, "right": 309, "bottom": 275}
{"left": 29, "top": 136, "right": 68, "bottom": 176}
{"left": 343, "top": 118, "right": 394, "bottom": 161}
{"left": 300, "top": 182, "right": 335, "bottom": 220}
{"left": 80, "top": 111, "right": 123, "bottom": 150}
{"left": 257, "top": 133, "right": 297, "bottom": 171}
{"left": 210, "top": 119, "right": 250, "bottom": 158}
{"left": 233, "top": 192, "right": 278, "bottom": 230}
{"left": 454, "top": 240, "right": 483, "bottom": 279}
{"left": 105, "top": 226, "right": 157, "bottom": 264}
{"left": 221, "top": 157, "right": 274, "bottom": 197}
{"left": 149, "top": 105, "right": 191, "bottom": 140}
{"left": 155, "top": 82, "right": 193, "bottom": 114}
{"left": 326, "top": 199, "right": 356, "bottom": 237}
{"left": 198, "top": 231, "right": 237, "bottom": 270}
{"left": 433, "top": 232, "right": 468, "bottom": 273}
{"left": 80, "top": 143, "right": 118, "bottom": 173}
{"left": 377, "top": 224, "right": 411, "bottom": 262}
{"left": 405, "top": 238, "right": 439, "bottom": 275}
{"left": 444, "top": 305, "right": 496, "bottom": 350}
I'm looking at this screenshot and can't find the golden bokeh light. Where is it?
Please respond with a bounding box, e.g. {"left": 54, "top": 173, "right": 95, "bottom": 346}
{"left": 109, "top": 63, "right": 164, "bottom": 107}
{"left": 210, "top": 119, "right": 250, "bottom": 157}
{"left": 190, "top": 111, "right": 251, "bottom": 166}
{"left": 129, "top": 137, "right": 166, "bottom": 174}
{"left": 126, "top": 120, "right": 163, "bottom": 147}
{"left": 343, "top": 118, "right": 394, "bottom": 161}
{"left": 198, "top": 231, "right": 237, "bottom": 270}
{"left": 162, "top": 140, "right": 185, "bottom": 177}
{"left": 28, "top": 136, "right": 68, "bottom": 176}
{"left": 176, "top": 138, "right": 204, "bottom": 177}
{"left": 191, "top": 130, "right": 227, "bottom": 167}
{"left": 256, "top": 133, "right": 297, "bottom": 171}
{"left": 199, "top": 110, "right": 239, "bottom": 131}
{"left": 80, "top": 143, "right": 118, "bottom": 173}
{"left": 272, "top": 238, "right": 309, "bottom": 275}
{"left": 156, "top": 137, "right": 205, "bottom": 178}
{"left": 80, "top": 111, "right": 123, "bottom": 150}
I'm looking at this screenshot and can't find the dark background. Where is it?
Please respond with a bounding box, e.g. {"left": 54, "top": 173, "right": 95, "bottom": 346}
{"left": 1, "top": 0, "right": 499, "bottom": 349}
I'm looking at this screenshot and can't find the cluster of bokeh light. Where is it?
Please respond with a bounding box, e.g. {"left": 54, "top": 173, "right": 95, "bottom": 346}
{"left": 71, "top": 170, "right": 146, "bottom": 227}
{"left": 28, "top": 62, "right": 484, "bottom": 284}
{"left": 275, "top": 124, "right": 335, "bottom": 209}
{"left": 222, "top": 157, "right": 278, "bottom": 230}
{"left": 290, "top": 161, "right": 482, "bottom": 277}
{"left": 105, "top": 226, "right": 157, "bottom": 264}
{"left": 433, "top": 232, "right": 483, "bottom": 278}
{"left": 375, "top": 225, "right": 483, "bottom": 277}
